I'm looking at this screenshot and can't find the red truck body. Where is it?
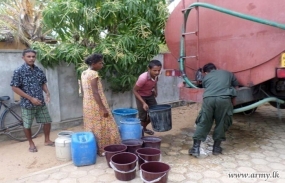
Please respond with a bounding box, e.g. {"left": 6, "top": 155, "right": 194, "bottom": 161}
{"left": 164, "top": 0, "right": 285, "bottom": 106}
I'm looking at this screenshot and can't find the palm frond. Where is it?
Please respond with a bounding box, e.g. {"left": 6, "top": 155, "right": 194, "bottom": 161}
{"left": 0, "top": 0, "right": 47, "bottom": 45}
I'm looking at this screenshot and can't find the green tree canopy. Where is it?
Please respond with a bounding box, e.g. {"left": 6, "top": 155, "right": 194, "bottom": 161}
{"left": 32, "top": 0, "right": 168, "bottom": 92}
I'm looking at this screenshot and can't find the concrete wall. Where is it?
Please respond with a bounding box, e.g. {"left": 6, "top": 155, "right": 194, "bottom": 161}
{"left": 103, "top": 54, "right": 183, "bottom": 109}
{"left": 154, "top": 54, "right": 182, "bottom": 104}
{"left": 0, "top": 50, "right": 84, "bottom": 129}
{"left": 0, "top": 42, "right": 26, "bottom": 50}
{"left": 0, "top": 50, "right": 182, "bottom": 130}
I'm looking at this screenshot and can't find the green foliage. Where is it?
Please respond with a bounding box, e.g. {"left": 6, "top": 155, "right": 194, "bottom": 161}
{"left": 32, "top": 0, "right": 168, "bottom": 93}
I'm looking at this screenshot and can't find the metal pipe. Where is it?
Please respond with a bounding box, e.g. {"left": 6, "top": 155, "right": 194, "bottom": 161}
{"left": 182, "top": 32, "right": 197, "bottom": 35}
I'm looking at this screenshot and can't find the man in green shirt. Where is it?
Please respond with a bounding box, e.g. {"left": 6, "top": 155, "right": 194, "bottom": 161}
{"left": 189, "top": 63, "right": 239, "bottom": 157}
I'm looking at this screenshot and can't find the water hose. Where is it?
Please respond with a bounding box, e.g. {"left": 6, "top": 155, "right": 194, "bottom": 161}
{"left": 180, "top": 2, "right": 285, "bottom": 88}
{"left": 233, "top": 97, "right": 284, "bottom": 113}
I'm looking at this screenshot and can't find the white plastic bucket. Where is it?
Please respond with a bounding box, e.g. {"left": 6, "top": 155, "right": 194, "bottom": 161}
{"left": 55, "top": 131, "right": 73, "bottom": 161}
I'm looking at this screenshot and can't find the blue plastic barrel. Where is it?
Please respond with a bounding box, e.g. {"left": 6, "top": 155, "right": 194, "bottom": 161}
{"left": 71, "top": 132, "right": 97, "bottom": 167}
{"left": 112, "top": 108, "right": 138, "bottom": 127}
{"left": 120, "top": 118, "right": 142, "bottom": 140}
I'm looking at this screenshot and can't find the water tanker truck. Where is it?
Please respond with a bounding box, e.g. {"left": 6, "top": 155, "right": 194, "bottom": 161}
{"left": 164, "top": 0, "right": 285, "bottom": 114}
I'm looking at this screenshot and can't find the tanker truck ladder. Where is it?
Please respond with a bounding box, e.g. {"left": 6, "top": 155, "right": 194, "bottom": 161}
{"left": 178, "top": 0, "right": 200, "bottom": 89}
{"left": 181, "top": 0, "right": 200, "bottom": 59}
{"left": 179, "top": 2, "right": 285, "bottom": 89}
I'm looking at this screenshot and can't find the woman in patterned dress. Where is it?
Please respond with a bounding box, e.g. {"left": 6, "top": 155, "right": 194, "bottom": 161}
{"left": 81, "top": 53, "right": 121, "bottom": 156}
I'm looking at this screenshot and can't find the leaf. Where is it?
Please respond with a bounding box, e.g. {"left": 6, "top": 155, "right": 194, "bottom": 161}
{"left": 28, "top": 0, "right": 168, "bottom": 93}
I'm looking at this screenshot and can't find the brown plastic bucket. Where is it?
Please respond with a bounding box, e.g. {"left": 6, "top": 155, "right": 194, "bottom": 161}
{"left": 136, "top": 147, "right": 161, "bottom": 168}
{"left": 121, "top": 139, "right": 143, "bottom": 155}
{"left": 141, "top": 136, "right": 162, "bottom": 149}
{"left": 104, "top": 144, "right": 127, "bottom": 168}
{"left": 140, "top": 162, "right": 170, "bottom": 183}
{"left": 110, "top": 152, "right": 138, "bottom": 181}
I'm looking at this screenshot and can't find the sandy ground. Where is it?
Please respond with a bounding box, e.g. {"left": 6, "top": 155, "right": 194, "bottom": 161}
{"left": 0, "top": 125, "right": 84, "bottom": 182}
{"left": 0, "top": 105, "right": 201, "bottom": 182}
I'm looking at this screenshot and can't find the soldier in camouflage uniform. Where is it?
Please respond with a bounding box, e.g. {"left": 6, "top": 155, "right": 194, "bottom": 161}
{"left": 189, "top": 63, "right": 239, "bottom": 157}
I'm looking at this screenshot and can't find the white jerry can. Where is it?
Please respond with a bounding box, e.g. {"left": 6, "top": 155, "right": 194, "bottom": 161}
{"left": 55, "top": 131, "right": 73, "bottom": 161}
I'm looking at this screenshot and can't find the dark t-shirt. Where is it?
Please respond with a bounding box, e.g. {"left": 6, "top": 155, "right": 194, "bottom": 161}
{"left": 202, "top": 70, "right": 239, "bottom": 98}
{"left": 10, "top": 63, "right": 47, "bottom": 109}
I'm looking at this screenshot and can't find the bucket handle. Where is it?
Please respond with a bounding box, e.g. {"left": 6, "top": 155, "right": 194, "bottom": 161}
{"left": 140, "top": 170, "right": 166, "bottom": 183}
{"left": 109, "top": 161, "right": 137, "bottom": 173}
{"left": 138, "top": 154, "right": 161, "bottom": 163}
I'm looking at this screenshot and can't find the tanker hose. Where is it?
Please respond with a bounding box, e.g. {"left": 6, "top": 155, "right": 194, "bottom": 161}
{"left": 233, "top": 97, "right": 285, "bottom": 114}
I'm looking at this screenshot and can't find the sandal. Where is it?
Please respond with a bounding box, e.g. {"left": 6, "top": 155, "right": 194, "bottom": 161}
{"left": 44, "top": 142, "right": 55, "bottom": 147}
{"left": 29, "top": 147, "right": 38, "bottom": 153}
{"left": 143, "top": 129, "right": 154, "bottom": 135}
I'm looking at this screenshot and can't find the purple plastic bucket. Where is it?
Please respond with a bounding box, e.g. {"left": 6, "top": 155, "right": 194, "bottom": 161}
{"left": 110, "top": 152, "right": 138, "bottom": 181}
{"left": 136, "top": 147, "right": 161, "bottom": 169}
{"left": 140, "top": 162, "right": 170, "bottom": 183}
{"left": 141, "top": 136, "right": 162, "bottom": 149}
{"left": 121, "top": 139, "right": 143, "bottom": 155}
{"left": 104, "top": 144, "right": 127, "bottom": 168}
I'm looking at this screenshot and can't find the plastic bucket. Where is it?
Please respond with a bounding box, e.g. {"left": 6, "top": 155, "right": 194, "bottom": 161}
{"left": 120, "top": 118, "right": 142, "bottom": 140}
{"left": 141, "top": 136, "right": 162, "bottom": 149}
{"left": 140, "top": 162, "right": 170, "bottom": 183}
{"left": 112, "top": 108, "right": 138, "bottom": 127}
{"left": 136, "top": 147, "right": 161, "bottom": 169}
{"left": 104, "top": 144, "right": 127, "bottom": 168}
{"left": 121, "top": 139, "right": 143, "bottom": 155}
{"left": 148, "top": 105, "right": 172, "bottom": 132}
{"left": 110, "top": 152, "right": 138, "bottom": 181}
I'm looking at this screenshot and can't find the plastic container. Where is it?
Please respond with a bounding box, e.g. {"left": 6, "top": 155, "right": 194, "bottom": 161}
{"left": 103, "top": 144, "right": 127, "bottom": 168}
{"left": 136, "top": 147, "right": 161, "bottom": 168}
{"left": 110, "top": 152, "right": 138, "bottom": 181}
{"left": 120, "top": 118, "right": 142, "bottom": 140}
{"left": 55, "top": 131, "right": 73, "bottom": 161}
{"left": 121, "top": 139, "right": 143, "bottom": 155}
{"left": 140, "top": 162, "right": 170, "bottom": 183}
{"left": 141, "top": 136, "right": 162, "bottom": 149}
{"left": 112, "top": 108, "right": 138, "bottom": 127}
{"left": 148, "top": 104, "right": 172, "bottom": 132}
{"left": 71, "top": 132, "right": 97, "bottom": 167}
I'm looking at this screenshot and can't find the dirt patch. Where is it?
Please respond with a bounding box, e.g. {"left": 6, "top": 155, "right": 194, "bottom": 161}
{"left": 0, "top": 105, "right": 200, "bottom": 182}
{"left": 0, "top": 125, "right": 84, "bottom": 182}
